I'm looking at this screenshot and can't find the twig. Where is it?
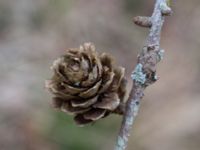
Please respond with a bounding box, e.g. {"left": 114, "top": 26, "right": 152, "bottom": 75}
{"left": 114, "top": 0, "right": 172, "bottom": 150}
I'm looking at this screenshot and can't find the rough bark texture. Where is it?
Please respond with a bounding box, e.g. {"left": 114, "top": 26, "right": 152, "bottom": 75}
{"left": 115, "top": 0, "right": 172, "bottom": 150}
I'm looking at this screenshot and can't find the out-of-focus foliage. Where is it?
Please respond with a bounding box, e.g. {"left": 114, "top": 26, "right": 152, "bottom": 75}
{"left": 43, "top": 111, "right": 119, "bottom": 150}
{"left": 124, "top": 0, "right": 144, "bottom": 13}
{"left": 0, "top": 0, "right": 200, "bottom": 150}
{"left": 0, "top": 3, "right": 12, "bottom": 35}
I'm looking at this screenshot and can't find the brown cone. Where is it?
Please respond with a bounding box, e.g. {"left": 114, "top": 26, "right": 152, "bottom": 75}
{"left": 46, "top": 43, "right": 127, "bottom": 125}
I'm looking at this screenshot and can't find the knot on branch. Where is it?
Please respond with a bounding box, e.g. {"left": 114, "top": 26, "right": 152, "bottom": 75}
{"left": 137, "top": 45, "right": 164, "bottom": 86}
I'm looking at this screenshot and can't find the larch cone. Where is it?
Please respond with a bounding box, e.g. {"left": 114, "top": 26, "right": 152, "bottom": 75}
{"left": 46, "top": 43, "right": 127, "bottom": 125}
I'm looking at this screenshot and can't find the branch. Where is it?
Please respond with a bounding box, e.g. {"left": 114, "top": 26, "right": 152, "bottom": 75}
{"left": 114, "top": 0, "right": 172, "bottom": 150}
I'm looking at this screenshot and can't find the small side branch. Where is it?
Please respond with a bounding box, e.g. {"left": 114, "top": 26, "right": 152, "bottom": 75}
{"left": 114, "top": 0, "right": 172, "bottom": 150}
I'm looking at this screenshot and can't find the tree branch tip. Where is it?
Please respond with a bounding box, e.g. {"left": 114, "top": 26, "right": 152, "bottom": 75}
{"left": 160, "top": 2, "right": 172, "bottom": 16}
{"left": 133, "top": 16, "right": 152, "bottom": 28}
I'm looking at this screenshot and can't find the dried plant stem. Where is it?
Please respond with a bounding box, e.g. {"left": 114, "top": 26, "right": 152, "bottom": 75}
{"left": 114, "top": 0, "right": 172, "bottom": 150}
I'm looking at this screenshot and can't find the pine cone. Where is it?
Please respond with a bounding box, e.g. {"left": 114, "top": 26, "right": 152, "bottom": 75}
{"left": 46, "top": 43, "right": 127, "bottom": 125}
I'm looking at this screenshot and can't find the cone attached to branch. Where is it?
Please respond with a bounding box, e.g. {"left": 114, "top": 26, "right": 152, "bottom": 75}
{"left": 46, "top": 43, "right": 127, "bottom": 125}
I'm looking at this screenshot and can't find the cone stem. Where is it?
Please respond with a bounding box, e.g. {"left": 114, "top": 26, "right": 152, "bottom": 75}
{"left": 114, "top": 0, "right": 172, "bottom": 150}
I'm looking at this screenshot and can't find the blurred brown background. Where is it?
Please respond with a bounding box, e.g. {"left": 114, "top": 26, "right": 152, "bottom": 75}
{"left": 0, "top": 0, "right": 200, "bottom": 150}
